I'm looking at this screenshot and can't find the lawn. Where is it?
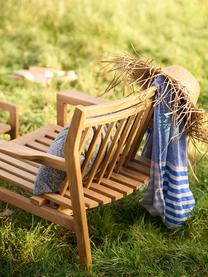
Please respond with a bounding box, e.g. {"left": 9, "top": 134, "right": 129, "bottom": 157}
{"left": 0, "top": 0, "right": 208, "bottom": 276}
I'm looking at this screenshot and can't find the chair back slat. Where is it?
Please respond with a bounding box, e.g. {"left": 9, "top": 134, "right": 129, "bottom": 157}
{"left": 115, "top": 111, "right": 144, "bottom": 172}
{"left": 81, "top": 125, "right": 103, "bottom": 177}
{"left": 96, "top": 118, "right": 127, "bottom": 183}
{"left": 124, "top": 106, "right": 154, "bottom": 165}
{"left": 84, "top": 122, "right": 116, "bottom": 188}
{"left": 105, "top": 114, "right": 136, "bottom": 178}
{"left": 79, "top": 127, "right": 91, "bottom": 153}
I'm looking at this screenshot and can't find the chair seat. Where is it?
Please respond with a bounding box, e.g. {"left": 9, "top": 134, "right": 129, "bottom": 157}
{"left": 0, "top": 122, "right": 151, "bottom": 213}
{"left": 0, "top": 123, "right": 11, "bottom": 135}
{"left": 0, "top": 123, "right": 150, "bottom": 217}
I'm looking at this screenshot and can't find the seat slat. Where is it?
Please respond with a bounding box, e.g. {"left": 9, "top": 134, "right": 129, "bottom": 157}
{"left": 0, "top": 153, "right": 38, "bottom": 175}
{"left": 133, "top": 155, "right": 151, "bottom": 167}
{"left": 119, "top": 167, "right": 149, "bottom": 185}
{"left": 36, "top": 137, "right": 54, "bottom": 146}
{"left": 110, "top": 172, "right": 144, "bottom": 189}
{"left": 25, "top": 141, "right": 49, "bottom": 152}
{"left": 12, "top": 124, "right": 60, "bottom": 145}
{"left": 90, "top": 182, "right": 123, "bottom": 200}
{"left": 45, "top": 130, "right": 60, "bottom": 140}
{"left": 54, "top": 125, "right": 63, "bottom": 132}
{"left": 83, "top": 187, "right": 111, "bottom": 205}
{"left": 0, "top": 169, "right": 33, "bottom": 191}
{"left": 65, "top": 190, "right": 99, "bottom": 209}
{"left": 0, "top": 160, "right": 36, "bottom": 183}
{"left": 44, "top": 193, "right": 73, "bottom": 209}
{"left": 127, "top": 160, "right": 150, "bottom": 175}
{"left": 101, "top": 178, "right": 133, "bottom": 195}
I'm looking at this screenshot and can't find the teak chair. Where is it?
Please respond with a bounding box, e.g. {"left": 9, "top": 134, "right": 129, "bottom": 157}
{"left": 0, "top": 87, "right": 156, "bottom": 271}
{"left": 0, "top": 101, "right": 19, "bottom": 139}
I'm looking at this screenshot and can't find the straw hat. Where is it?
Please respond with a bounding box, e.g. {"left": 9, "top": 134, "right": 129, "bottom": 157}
{"left": 162, "top": 65, "right": 200, "bottom": 106}
{"left": 105, "top": 55, "right": 208, "bottom": 143}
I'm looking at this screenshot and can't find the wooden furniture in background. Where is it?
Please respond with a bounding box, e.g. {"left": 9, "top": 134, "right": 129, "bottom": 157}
{"left": 0, "top": 87, "right": 156, "bottom": 271}
{"left": 0, "top": 101, "right": 19, "bottom": 139}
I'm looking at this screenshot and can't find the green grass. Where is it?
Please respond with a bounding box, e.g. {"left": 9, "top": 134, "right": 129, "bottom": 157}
{"left": 0, "top": 0, "right": 208, "bottom": 276}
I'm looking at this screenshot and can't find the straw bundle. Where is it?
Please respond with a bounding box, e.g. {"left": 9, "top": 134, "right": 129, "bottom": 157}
{"left": 103, "top": 55, "right": 208, "bottom": 144}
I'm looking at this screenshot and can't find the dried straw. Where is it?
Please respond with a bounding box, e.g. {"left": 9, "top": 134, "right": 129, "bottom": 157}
{"left": 103, "top": 54, "right": 208, "bottom": 144}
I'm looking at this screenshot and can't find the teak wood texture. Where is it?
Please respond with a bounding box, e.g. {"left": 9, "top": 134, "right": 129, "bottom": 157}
{"left": 0, "top": 87, "right": 156, "bottom": 271}
{"left": 0, "top": 101, "right": 19, "bottom": 139}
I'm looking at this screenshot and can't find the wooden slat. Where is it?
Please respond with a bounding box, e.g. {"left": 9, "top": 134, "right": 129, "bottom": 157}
{"left": 0, "top": 187, "right": 74, "bottom": 230}
{"left": 84, "top": 101, "right": 152, "bottom": 127}
{"left": 30, "top": 195, "right": 48, "bottom": 206}
{"left": 36, "top": 137, "right": 54, "bottom": 146}
{"left": 12, "top": 124, "right": 59, "bottom": 145}
{"left": 101, "top": 178, "right": 133, "bottom": 195}
{"left": 119, "top": 167, "right": 149, "bottom": 185}
{"left": 127, "top": 160, "right": 150, "bottom": 175}
{"left": 125, "top": 107, "right": 153, "bottom": 163}
{"left": 0, "top": 169, "right": 33, "bottom": 191}
{"left": 110, "top": 172, "right": 143, "bottom": 190}
{"left": 0, "top": 153, "right": 38, "bottom": 175}
{"left": 43, "top": 193, "right": 73, "bottom": 209}
{"left": 57, "top": 207, "right": 73, "bottom": 216}
{"left": 85, "top": 122, "right": 116, "bottom": 188}
{"left": 58, "top": 90, "right": 110, "bottom": 106}
{"left": 79, "top": 127, "right": 91, "bottom": 153}
{"left": 0, "top": 160, "right": 36, "bottom": 183}
{"left": 45, "top": 130, "right": 60, "bottom": 140}
{"left": 59, "top": 177, "right": 69, "bottom": 196}
{"left": 65, "top": 190, "right": 99, "bottom": 209}
{"left": 90, "top": 182, "right": 123, "bottom": 200}
{"left": 83, "top": 187, "right": 111, "bottom": 205}
{"left": 54, "top": 125, "right": 63, "bottom": 132}
{"left": 83, "top": 87, "right": 156, "bottom": 118}
{"left": 96, "top": 119, "right": 127, "bottom": 183}
{"left": 106, "top": 115, "right": 136, "bottom": 177}
{"left": 25, "top": 141, "right": 49, "bottom": 152}
{"left": 23, "top": 160, "right": 40, "bottom": 168}
{"left": 115, "top": 112, "right": 143, "bottom": 171}
{"left": 133, "top": 155, "right": 151, "bottom": 167}
{"left": 81, "top": 125, "right": 103, "bottom": 177}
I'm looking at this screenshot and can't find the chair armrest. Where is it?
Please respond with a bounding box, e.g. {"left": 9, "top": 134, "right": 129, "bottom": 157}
{"left": 0, "top": 101, "right": 19, "bottom": 139}
{"left": 0, "top": 141, "right": 66, "bottom": 171}
{"left": 57, "top": 90, "right": 111, "bottom": 126}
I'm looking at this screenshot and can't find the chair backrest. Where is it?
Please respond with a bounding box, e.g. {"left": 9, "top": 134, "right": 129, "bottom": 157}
{"left": 63, "top": 87, "right": 156, "bottom": 193}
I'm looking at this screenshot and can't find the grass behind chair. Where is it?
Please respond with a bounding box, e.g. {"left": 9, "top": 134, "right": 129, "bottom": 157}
{"left": 0, "top": 0, "right": 208, "bottom": 276}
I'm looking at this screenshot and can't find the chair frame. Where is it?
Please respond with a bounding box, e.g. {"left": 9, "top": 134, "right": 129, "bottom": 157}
{"left": 0, "top": 101, "right": 19, "bottom": 139}
{"left": 0, "top": 87, "right": 156, "bottom": 271}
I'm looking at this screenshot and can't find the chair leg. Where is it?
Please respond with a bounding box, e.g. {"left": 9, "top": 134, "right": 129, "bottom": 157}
{"left": 74, "top": 213, "right": 92, "bottom": 271}
{"left": 68, "top": 166, "right": 92, "bottom": 270}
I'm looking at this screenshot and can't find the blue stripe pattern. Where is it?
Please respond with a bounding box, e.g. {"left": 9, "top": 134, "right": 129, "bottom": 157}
{"left": 140, "top": 76, "right": 195, "bottom": 228}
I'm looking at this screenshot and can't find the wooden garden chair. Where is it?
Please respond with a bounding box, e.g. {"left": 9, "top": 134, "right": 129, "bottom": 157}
{"left": 0, "top": 86, "right": 156, "bottom": 271}
{"left": 0, "top": 101, "right": 19, "bottom": 139}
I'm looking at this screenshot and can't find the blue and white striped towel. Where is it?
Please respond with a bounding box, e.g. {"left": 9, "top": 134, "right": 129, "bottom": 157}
{"left": 140, "top": 76, "right": 195, "bottom": 228}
